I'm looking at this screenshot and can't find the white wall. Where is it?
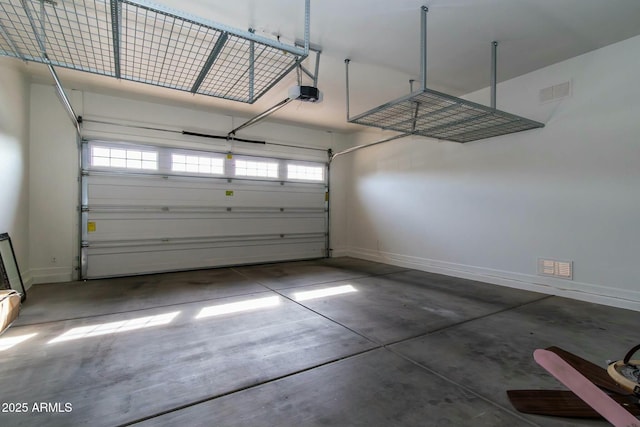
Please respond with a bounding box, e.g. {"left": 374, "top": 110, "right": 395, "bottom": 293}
{"left": 0, "top": 59, "right": 31, "bottom": 287}
{"left": 332, "top": 34, "right": 640, "bottom": 311}
{"left": 28, "top": 86, "right": 350, "bottom": 284}
{"left": 28, "top": 84, "right": 80, "bottom": 284}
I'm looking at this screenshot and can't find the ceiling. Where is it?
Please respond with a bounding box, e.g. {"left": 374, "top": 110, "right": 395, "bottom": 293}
{"left": 12, "top": 0, "right": 640, "bottom": 133}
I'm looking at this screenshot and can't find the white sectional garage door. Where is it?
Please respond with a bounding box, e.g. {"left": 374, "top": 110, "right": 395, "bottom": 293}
{"left": 80, "top": 141, "right": 328, "bottom": 278}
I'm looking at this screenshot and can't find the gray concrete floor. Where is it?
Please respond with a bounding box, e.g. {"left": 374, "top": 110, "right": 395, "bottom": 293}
{"left": 1, "top": 257, "right": 638, "bottom": 427}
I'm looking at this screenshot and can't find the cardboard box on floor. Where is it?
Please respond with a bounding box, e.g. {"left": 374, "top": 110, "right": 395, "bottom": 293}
{"left": 0, "top": 290, "right": 21, "bottom": 334}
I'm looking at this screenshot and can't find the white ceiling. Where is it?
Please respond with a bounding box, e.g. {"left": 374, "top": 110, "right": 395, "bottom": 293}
{"left": 20, "top": 0, "right": 640, "bottom": 133}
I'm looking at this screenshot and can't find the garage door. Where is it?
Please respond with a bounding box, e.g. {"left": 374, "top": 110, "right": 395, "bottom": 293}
{"left": 80, "top": 140, "right": 328, "bottom": 278}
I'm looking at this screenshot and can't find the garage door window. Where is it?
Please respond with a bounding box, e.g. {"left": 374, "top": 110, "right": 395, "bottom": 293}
{"left": 92, "top": 146, "right": 158, "bottom": 170}
{"left": 287, "top": 164, "right": 324, "bottom": 181}
{"left": 88, "top": 143, "right": 326, "bottom": 183}
{"left": 235, "top": 159, "right": 279, "bottom": 178}
{"left": 172, "top": 154, "right": 224, "bottom": 175}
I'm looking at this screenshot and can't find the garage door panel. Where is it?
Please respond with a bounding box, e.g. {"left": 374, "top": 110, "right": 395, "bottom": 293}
{"left": 88, "top": 179, "right": 325, "bottom": 209}
{"left": 86, "top": 239, "right": 326, "bottom": 278}
{"left": 86, "top": 216, "right": 326, "bottom": 241}
{"left": 222, "top": 190, "right": 325, "bottom": 208}
{"left": 83, "top": 141, "right": 328, "bottom": 278}
{"left": 88, "top": 211, "right": 326, "bottom": 220}
{"left": 88, "top": 174, "right": 325, "bottom": 191}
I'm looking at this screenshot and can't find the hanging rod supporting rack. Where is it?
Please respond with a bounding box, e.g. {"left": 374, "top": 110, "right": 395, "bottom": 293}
{"left": 343, "top": 6, "right": 544, "bottom": 144}
{"left": 491, "top": 41, "right": 498, "bottom": 109}
{"left": 420, "top": 6, "right": 428, "bottom": 90}
{"left": 295, "top": 39, "right": 323, "bottom": 87}
{"left": 345, "top": 59, "right": 351, "bottom": 121}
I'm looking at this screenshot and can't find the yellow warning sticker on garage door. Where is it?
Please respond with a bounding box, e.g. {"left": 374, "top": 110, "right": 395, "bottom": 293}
{"left": 225, "top": 190, "right": 234, "bottom": 196}
{"left": 87, "top": 221, "right": 96, "bottom": 232}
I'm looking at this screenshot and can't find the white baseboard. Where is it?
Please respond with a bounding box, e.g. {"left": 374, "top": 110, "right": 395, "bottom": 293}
{"left": 21, "top": 271, "right": 33, "bottom": 290}
{"left": 337, "top": 246, "right": 640, "bottom": 312}
{"left": 330, "top": 248, "right": 350, "bottom": 258}
{"left": 29, "top": 267, "right": 74, "bottom": 285}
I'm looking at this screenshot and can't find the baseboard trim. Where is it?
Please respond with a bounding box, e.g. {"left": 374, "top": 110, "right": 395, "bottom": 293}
{"left": 338, "top": 247, "right": 640, "bottom": 312}
{"left": 21, "top": 271, "right": 33, "bottom": 291}
{"left": 29, "top": 267, "right": 74, "bottom": 285}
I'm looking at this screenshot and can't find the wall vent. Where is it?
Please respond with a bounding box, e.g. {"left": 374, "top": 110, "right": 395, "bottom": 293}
{"left": 540, "top": 81, "right": 572, "bottom": 104}
{"left": 538, "top": 258, "right": 573, "bottom": 279}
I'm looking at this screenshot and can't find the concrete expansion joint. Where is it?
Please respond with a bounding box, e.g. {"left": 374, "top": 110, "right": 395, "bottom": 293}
{"left": 386, "top": 347, "right": 542, "bottom": 427}
{"left": 118, "top": 346, "right": 385, "bottom": 427}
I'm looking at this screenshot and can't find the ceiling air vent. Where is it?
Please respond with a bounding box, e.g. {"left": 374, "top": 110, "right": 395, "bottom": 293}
{"left": 540, "top": 81, "right": 572, "bottom": 104}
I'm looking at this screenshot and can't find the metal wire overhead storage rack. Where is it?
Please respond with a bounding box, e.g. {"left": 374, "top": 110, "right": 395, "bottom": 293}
{"left": 345, "top": 6, "right": 544, "bottom": 143}
{"left": 348, "top": 87, "right": 544, "bottom": 143}
{"left": 0, "top": 0, "right": 310, "bottom": 104}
